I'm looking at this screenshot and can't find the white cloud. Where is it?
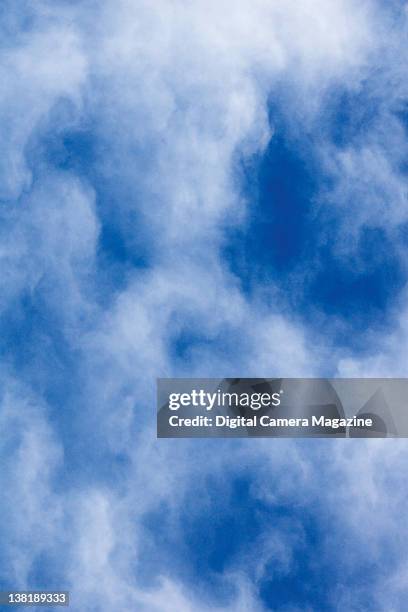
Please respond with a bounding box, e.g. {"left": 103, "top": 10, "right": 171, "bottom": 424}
{"left": 0, "top": 1, "right": 408, "bottom": 611}
{"left": 0, "top": 374, "right": 64, "bottom": 586}
{"left": 0, "top": 21, "right": 87, "bottom": 200}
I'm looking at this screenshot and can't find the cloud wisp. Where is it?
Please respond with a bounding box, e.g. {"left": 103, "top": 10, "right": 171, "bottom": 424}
{"left": 1, "top": 1, "right": 408, "bottom": 610}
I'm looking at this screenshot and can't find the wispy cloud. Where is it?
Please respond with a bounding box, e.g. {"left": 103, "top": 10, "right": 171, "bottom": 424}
{"left": 0, "top": 1, "right": 408, "bottom": 610}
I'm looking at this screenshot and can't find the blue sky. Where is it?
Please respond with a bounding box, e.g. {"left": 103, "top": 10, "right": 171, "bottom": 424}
{"left": 1, "top": 1, "right": 408, "bottom": 611}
